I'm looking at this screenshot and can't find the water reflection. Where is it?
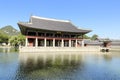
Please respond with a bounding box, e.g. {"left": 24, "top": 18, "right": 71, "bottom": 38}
{"left": 16, "top": 52, "right": 84, "bottom": 80}
{"left": 1, "top": 50, "right": 120, "bottom": 80}
{"left": 102, "top": 54, "right": 112, "bottom": 61}
{"left": 0, "top": 48, "right": 18, "bottom": 53}
{"left": 0, "top": 48, "right": 10, "bottom": 53}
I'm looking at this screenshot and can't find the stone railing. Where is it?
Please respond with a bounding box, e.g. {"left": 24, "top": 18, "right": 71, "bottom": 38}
{"left": 19, "top": 46, "right": 101, "bottom": 53}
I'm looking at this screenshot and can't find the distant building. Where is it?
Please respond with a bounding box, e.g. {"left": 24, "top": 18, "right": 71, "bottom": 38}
{"left": 111, "top": 40, "right": 120, "bottom": 46}
{"left": 84, "top": 38, "right": 112, "bottom": 47}
{"left": 84, "top": 39, "right": 103, "bottom": 47}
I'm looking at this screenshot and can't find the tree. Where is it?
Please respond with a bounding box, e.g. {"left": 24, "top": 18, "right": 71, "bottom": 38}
{"left": 83, "top": 34, "right": 90, "bottom": 39}
{"left": 91, "top": 34, "right": 98, "bottom": 40}
{"left": 0, "top": 32, "right": 9, "bottom": 44}
{"left": 9, "top": 34, "right": 25, "bottom": 46}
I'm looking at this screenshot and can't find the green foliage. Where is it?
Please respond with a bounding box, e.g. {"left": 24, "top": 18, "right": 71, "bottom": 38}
{"left": 9, "top": 34, "right": 25, "bottom": 46}
{"left": 83, "top": 34, "right": 99, "bottom": 40}
{"left": 0, "top": 32, "right": 9, "bottom": 43}
{"left": 91, "top": 34, "right": 98, "bottom": 40}
{"left": 83, "top": 34, "right": 90, "bottom": 39}
{"left": 0, "top": 25, "right": 21, "bottom": 45}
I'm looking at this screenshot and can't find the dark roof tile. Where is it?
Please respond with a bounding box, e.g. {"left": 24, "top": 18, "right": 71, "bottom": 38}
{"left": 18, "top": 16, "right": 91, "bottom": 34}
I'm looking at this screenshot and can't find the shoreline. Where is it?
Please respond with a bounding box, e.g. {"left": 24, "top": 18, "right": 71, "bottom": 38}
{"left": 0, "top": 46, "right": 120, "bottom": 53}
{"left": 0, "top": 46, "right": 11, "bottom": 48}
{"left": 110, "top": 46, "right": 120, "bottom": 52}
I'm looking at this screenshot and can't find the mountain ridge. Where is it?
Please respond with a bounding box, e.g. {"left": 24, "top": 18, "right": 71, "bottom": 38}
{"left": 0, "top": 25, "right": 20, "bottom": 36}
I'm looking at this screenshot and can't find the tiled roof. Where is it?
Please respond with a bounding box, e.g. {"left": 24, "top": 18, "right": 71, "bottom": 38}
{"left": 18, "top": 16, "right": 91, "bottom": 34}
{"left": 84, "top": 40, "right": 103, "bottom": 45}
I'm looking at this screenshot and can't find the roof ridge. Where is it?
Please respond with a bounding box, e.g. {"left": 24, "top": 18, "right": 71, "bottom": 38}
{"left": 31, "top": 16, "right": 70, "bottom": 22}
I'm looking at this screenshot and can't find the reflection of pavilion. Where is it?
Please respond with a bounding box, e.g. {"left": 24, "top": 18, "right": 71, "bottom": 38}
{"left": 19, "top": 52, "right": 83, "bottom": 66}
{"left": 18, "top": 16, "right": 91, "bottom": 52}
{"left": 16, "top": 52, "right": 84, "bottom": 80}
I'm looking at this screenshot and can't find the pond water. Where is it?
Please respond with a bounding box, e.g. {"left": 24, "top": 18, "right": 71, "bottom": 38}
{"left": 0, "top": 48, "right": 120, "bottom": 80}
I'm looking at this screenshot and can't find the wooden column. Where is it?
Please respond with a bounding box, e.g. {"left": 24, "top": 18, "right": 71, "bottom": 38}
{"left": 61, "top": 39, "right": 64, "bottom": 47}
{"left": 25, "top": 37, "right": 28, "bottom": 47}
{"left": 35, "top": 37, "right": 38, "bottom": 47}
{"left": 44, "top": 38, "right": 46, "bottom": 47}
{"left": 69, "top": 39, "right": 71, "bottom": 47}
{"left": 81, "top": 40, "right": 84, "bottom": 47}
{"left": 53, "top": 38, "right": 55, "bottom": 47}
{"left": 75, "top": 39, "right": 77, "bottom": 47}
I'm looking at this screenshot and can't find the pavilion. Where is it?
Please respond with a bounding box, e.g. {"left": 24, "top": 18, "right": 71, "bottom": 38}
{"left": 18, "top": 16, "right": 92, "bottom": 52}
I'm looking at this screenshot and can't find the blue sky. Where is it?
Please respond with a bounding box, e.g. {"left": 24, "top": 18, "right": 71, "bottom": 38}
{"left": 0, "top": 0, "right": 120, "bottom": 39}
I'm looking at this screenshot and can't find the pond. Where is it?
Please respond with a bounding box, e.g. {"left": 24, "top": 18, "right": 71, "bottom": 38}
{"left": 0, "top": 48, "right": 120, "bottom": 80}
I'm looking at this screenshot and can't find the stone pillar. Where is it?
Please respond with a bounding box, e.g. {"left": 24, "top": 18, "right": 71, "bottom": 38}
{"left": 75, "top": 39, "right": 77, "bottom": 47}
{"left": 44, "top": 38, "right": 46, "bottom": 47}
{"left": 35, "top": 37, "right": 38, "bottom": 47}
{"left": 61, "top": 39, "right": 64, "bottom": 47}
{"left": 53, "top": 38, "right": 55, "bottom": 47}
{"left": 25, "top": 37, "right": 28, "bottom": 47}
{"left": 69, "top": 39, "right": 71, "bottom": 47}
{"left": 81, "top": 40, "right": 84, "bottom": 47}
